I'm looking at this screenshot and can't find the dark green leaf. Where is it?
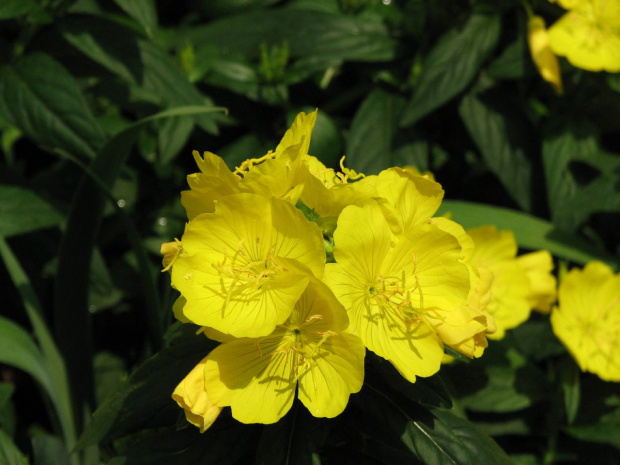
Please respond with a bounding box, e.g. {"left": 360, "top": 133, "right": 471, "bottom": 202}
{"left": 188, "top": 9, "right": 395, "bottom": 63}
{"left": 0, "top": 53, "right": 107, "bottom": 159}
{"left": 564, "top": 407, "right": 620, "bottom": 448}
{"left": 558, "top": 357, "right": 580, "bottom": 425}
{"left": 32, "top": 434, "right": 71, "bottom": 465}
{"left": 367, "top": 354, "right": 452, "bottom": 409}
{"left": 89, "top": 248, "right": 123, "bottom": 312}
{"left": 0, "top": 0, "right": 37, "bottom": 19}
{"left": 542, "top": 125, "right": 620, "bottom": 231}
{"left": 400, "top": 13, "right": 501, "bottom": 126}
{"left": 0, "top": 185, "right": 64, "bottom": 237}
{"left": 360, "top": 384, "right": 514, "bottom": 465}
{"left": 60, "top": 16, "right": 219, "bottom": 134}
{"left": 113, "top": 0, "right": 158, "bottom": 38}
{"left": 255, "top": 404, "right": 328, "bottom": 465}
{"left": 157, "top": 116, "right": 194, "bottom": 165}
{"left": 93, "top": 352, "right": 126, "bottom": 405}
{"left": 438, "top": 201, "right": 618, "bottom": 269}
{"left": 0, "top": 429, "right": 26, "bottom": 465}
{"left": 458, "top": 88, "right": 534, "bottom": 211}
{"left": 78, "top": 324, "right": 216, "bottom": 447}
{"left": 0, "top": 316, "right": 52, "bottom": 399}
{"left": 486, "top": 29, "right": 534, "bottom": 80}
{"left": 346, "top": 88, "right": 406, "bottom": 175}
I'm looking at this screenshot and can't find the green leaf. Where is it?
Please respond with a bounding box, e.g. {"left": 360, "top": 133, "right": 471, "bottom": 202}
{"left": 0, "top": 0, "right": 37, "bottom": 19}
{"left": 32, "top": 434, "right": 71, "bottom": 465}
{"left": 368, "top": 354, "right": 452, "bottom": 409}
{"left": 558, "top": 357, "right": 580, "bottom": 425}
{"left": 53, "top": 105, "right": 224, "bottom": 430}
{"left": 112, "top": 0, "right": 158, "bottom": 38}
{"left": 0, "top": 316, "right": 52, "bottom": 399}
{"left": 361, "top": 384, "right": 514, "bottom": 465}
{"left": 89, "top": 248, "right": 123, "bottom": 312}
{"left": 59, "top": 16, "right": 219, "bottom": 134}
{"left": 542, "top": 125, "right": 620, "bottom": 231}
{"left": 188, "top": 9, "right": 395, "bottom": 63}
{"left": 345, "top": 88, "right": 406, "bottom": 175}
{"left": 400, "top": 13, "right": 501, "bottom": 127}
{"left": 458, "top": 88, "right": 534, "bottom": 211}
{"left": 157, "top": 116, "right": 194, "bottom": 165}
{"left": 0, "top": 53, "right": 107, "bottom": 159}
{"left": 0, "top": 237, "right": 77, "bottom": 459}
{"left": 0, "top": 185, "right": 64, "bottom": 237}
{"left": 255, "top": 404, "right": 328, "bottom": 465}
{"left": 486, "top": 31, "right": 534, "bottom": 81}
{"left": 115, "top": 418, "right": 255, "bottom": 465}
{"left": 78, "top": 325, "right": 216, "bottom": 447}
{"left": 93, "top": 352, "right": 127, "bottom": 406}
{"left": 0, "top": 429, "right": 27, "bottom": 465}
{"left": 438, "top": 200, "right": 618, "bottom": 269}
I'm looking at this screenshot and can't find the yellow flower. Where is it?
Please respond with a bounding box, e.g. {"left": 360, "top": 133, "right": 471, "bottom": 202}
{"left": 181, "top": 110, "right": 320, "bottom": 220}
{"left": 551, "top": 261, "right": 620, "bottom": 381}
{"left": 203, "top": 279, "right": 365, "bottom": 424}
{"left": 172, "top": 357, "right": 222, "bottom": 432}
{"left": 467, "top": 226, "right": 557, "bottom": 339}
{"left": 323, "top": 203, "right": 471, "bottom": 382}
{"left": 170, "top": 193, "right": 325, "bottom": 338}
{"left": 528, "top": 15, "right": 563, "bottom": 94}
{"left": 548, "top": 0, "right": 620, "bottom": 72}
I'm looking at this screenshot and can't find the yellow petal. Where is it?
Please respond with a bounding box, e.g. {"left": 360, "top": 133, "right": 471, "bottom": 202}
{"left": 548, "top": 5, "right": 620, "bottom": 72}
{"left": 204, "top": 335, "right": 296, "bottom": 424}
{"left": 517, "top": 250, "right": 557, "bottom": 313}
{"left": 172, "top": 194, "right": 324, "bottom": 338}
{"left": 275, "top": 110, "right": 318, "bottom": 156}
{"left": 172, "top": 357, "right": 222, "bottom": 433}
{"left": 528, "top": 16, "right": 563, "bottom": 94}
{"left": 551, "top": 261, "right": 620, "bottom": 381}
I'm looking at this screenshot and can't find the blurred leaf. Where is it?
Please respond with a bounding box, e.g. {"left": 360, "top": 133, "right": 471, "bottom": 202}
{"left": 486, "top": 29, "right": 534, "bottom": 80}
{"left": 113, "top": 0, "right": 158, "bottom": 38}
{"left": 506, "top": 319, "right": 566, "bottom": 361}
{"left": 0, "top": 185, "right": 64, "bottom": 237}
{"left": 0, "top": 383, "right": 16, "bottom": 438}
{"left": 564, "top": 409, "right": 620, "bottom": 448}
{"left": 400, "top": 13, "right": 501, "bottom": 127}
{"left": 157, "top": 116, "right": 193, "bottom": 165}
{"left": 255, "top": 405, "right": 328, "bottom": 465}
{"left": 456, "top": 364, "right": 548, "bottom": 413}
{"left": 0, "top": 0, "right": 37, "bottom": 19}
{"left": 0, "top": 53, "right": 107, "bottom": 159}
{"left": 0, "top": 316, "right": 53, "bottom": 400}
{"left": 542, "top": 125, "right": 620, "bottom": 232}
{"left": 0, "top": 429, "right": 26, "bottom": 465}
{"left": 346, "top": 88, "right": 406, "bottom": 175}
{"left": 32, "top": 434, "right": 71, "bottom": 465}
{"left": 197, "top": 0, "right": 280, "bottom": 17}
{"left": 93, "top": 352, "right": 126, "bottom": 406}
{"left": 0, "top": 237, "right": 77, "bottom": 457}
{"left": 188, "top": 9, "right": 395, "bottom": 63}
{"left": 89, "top": 249, "right": 123, "bottom": 312}
{"left": 458, "top": 88, "right": 533, "bottom": 211}
{"left": 78, "top": 325, "right": 215, "bottom": 447}
{"left": 558, "top": 357, "right": 580, "bottom": 425}
{"left": 438, "top": 201, "right": 618, "bottom": 269}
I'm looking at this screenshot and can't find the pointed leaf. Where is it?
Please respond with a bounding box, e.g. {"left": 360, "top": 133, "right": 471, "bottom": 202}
{"left": 0, "top": 185, "right": 64, "bottom": 237}
{"left": 0, "top": 53, "right": 107, "bottom": 159}
{"left": 346, "top": 88, "right": 406, "bottom": 175}
{"left": 401, "top": 13, "right": 501, "bottom": 126}
{"left": 113, "top": 0, "right": 158, "bottom": 37}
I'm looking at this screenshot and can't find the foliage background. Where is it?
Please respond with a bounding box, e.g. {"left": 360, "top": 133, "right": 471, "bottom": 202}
{"left": 0, "top": 0, "right": 619, "bottom": 464}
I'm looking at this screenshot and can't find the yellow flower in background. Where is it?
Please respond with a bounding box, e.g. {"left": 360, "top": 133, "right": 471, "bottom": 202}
{"left": 551, "top": 261, "right": 620, "bottom": 381}
{"left": 548, "top": 0, "right": 620, "bottom": 72}
{"left": 172, "top": 357, "right": 222, "bottom": 433}
{"left": 170, "top": 193, "right": 325, "bottom": 338}
{"left": 203, "top": 279, "right": 365, "bottom": 424}
{"left": 467, "top": 226, "right": 557, "bottom": 339}
{"left": 528, "top": 15, "right": 563, "bottom": 94}
{"left": 324, "top": 203, "right": 472, "bottom": 382}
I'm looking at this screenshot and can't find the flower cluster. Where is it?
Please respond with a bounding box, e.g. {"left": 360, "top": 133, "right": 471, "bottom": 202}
{"left": 163, "top": 110, "right": 501, "bottom": 429}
